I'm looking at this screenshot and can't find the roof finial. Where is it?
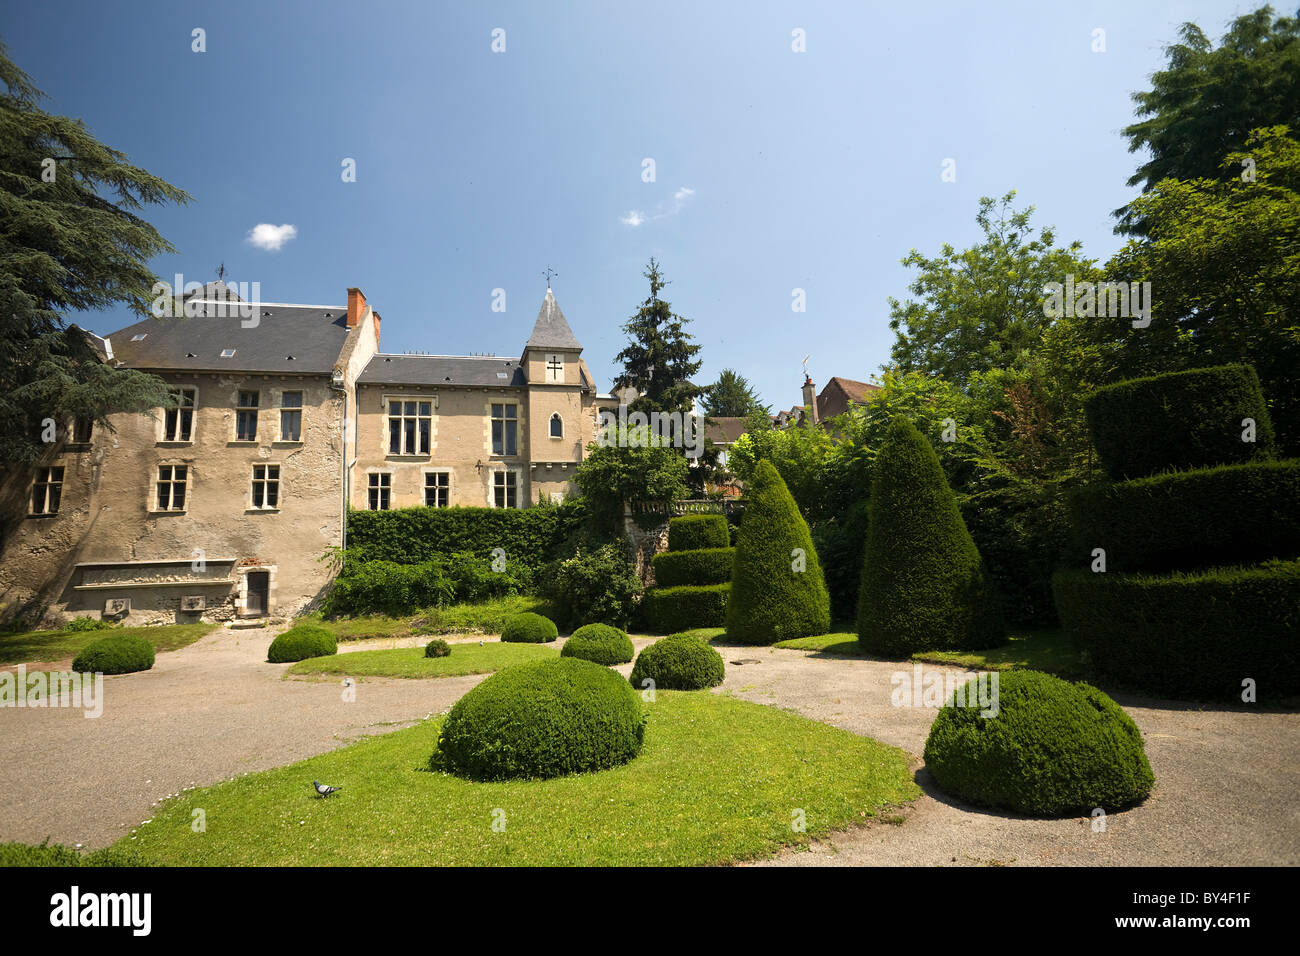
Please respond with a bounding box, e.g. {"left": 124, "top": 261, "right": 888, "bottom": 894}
{"left": 543, "top": 266, "right": 558, "bottom": 290}
{"left": 802, "top": 354, "right": 811, "bottom": 384}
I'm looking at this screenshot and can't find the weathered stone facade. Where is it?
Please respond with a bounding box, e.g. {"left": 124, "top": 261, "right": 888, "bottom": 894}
{"left": 0, "top": 285, "right": 611, "bottom": 626}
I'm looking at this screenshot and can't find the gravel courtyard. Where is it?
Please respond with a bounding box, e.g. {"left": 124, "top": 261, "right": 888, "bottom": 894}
{"left": 2, "top": 627, "right": 1295, "bottom": 865}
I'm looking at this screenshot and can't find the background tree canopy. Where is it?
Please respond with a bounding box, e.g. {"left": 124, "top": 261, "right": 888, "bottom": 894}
{"left": 0, "top": 45, "right": 189, "bottom": 465}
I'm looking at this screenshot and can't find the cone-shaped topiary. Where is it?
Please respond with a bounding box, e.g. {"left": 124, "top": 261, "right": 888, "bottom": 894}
{"left": 725, "top": 460, "right": 831, "bottom": 644}
{"left": 923, "top": 670, "right": 1154, "bottom": 816}
{"left": 857, "top": 418, "right": 1003, "bottom": 655}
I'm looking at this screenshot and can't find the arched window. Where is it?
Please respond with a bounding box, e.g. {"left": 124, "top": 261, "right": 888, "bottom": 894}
{"left": 549, "top": 413, "right": 563, "bottom": 438}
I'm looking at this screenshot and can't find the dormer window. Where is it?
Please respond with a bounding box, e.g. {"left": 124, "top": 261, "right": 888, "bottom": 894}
{"left": 545, "top": 353, "right": 563, "bottom": 383}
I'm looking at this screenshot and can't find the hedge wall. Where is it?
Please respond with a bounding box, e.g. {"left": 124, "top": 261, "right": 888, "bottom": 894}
{"left": 1067, "top": 460, "right": 1300, "bottom": 574}
{"left": 345, "top": 502, "right": 588, "bottom": 567}
{"left": 1083, "top": 364, "right": 1275, "bottom": 481}
{"left": 1053, "top": 560, "right": 1300, "bottom": 701}
{"left": 651, "top": 547, "right": 735, "bottom": 588}
{"left": 667, "top": 514, "right": 729, "bottom": 552}
{"left": 644, "top": 584, "right": 729, "bottom": 634}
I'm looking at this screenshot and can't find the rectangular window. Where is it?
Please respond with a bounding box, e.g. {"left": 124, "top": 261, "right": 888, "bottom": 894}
{"left": 388, "top": 399, "right": 432, "bottom": 455}
{"left": 280, "top": 391, "right": 303, "bottom": 441}
{"left": 491, "top": 403, "right": 517, "bottom": 456}
{"left": 71, "top": 417, "right": 93, "bottom": 444}
{"left": 162, "top": 388, "right": 196, "bottom": 441}
{"left": 236, "top": 391, "right": 259, "bottom": 441}
{"left": 424, "top": 471, "right": 449, "bottom": 508}
{"left": 31, "top": 466, "right": 64, "bottom": 515}
{"left": 493, "top": 470, "right": 517, "bottom": 509}
{"left": 156, "top": 465, "right": 187, "bottom": 511}
{"left": 368, "top": 472, "right": 391, "bottom": 510}
{"left": 251, "top": 463, "right": 279, "bottom": 510}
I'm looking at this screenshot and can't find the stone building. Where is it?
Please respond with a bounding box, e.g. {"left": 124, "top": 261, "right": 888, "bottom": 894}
{"left": 0, "top": 284, "right": 611, "bottom": 625}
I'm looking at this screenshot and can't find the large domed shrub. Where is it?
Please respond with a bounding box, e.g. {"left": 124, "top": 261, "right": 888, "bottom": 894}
{"left": 923, "top": 670, "right": 1154, "bottom": 816}
{"left": 71, "top": 634, "right": 155, "bottom": 674}
{"left": 857, "top": 418, "right": 1003, "bottom": 656}
{"left": 267, "top": 624, "right": 338, "bottom": 663}
{"left": 725, "top": 460, "right": 830, "bottom": 644}
{"left": 561, "top": 624, "right": 634, "bottom": 665}
{"left": 629, "top": 634, "right": 724, "bottom": 690}
{"left": 433, "top": 658, "right": 645, "bottom": 780}
{"left": 500, "top": 612, "right": 559, "bottom": 643}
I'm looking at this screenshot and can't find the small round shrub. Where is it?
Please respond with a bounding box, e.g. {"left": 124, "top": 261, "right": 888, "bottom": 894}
{"left": 424, "top": 638, "right": 451, "bottom": 658}
{"left": 434, "top": 658, "right": 645, "bottom": 780}
{"left": 500, "top": 611, "right": 558, "bottom": 643}
{"left": 923, "top": 670, "right": 1155, "bottom": 817}
{"left": 561, "top": 624, "right": 634, "bottom": 665}
{"left": 71, "top": 634, "right": 155, "bottom": 674}
{"left": 629, "top": 634, "right": 724, "bottom": 690}
{"left": 267, "top": 623, "right": 338, "bottom": 663}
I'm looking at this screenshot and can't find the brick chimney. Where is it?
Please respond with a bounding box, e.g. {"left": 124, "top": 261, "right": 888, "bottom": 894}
{"left": 372, "top": 311, "right": 381, "bottom": 345}
{"left": 802, "top": 375, "right": 819, "bottom": 425}
{"left": 346, "top": 287, "right": 367, "bottom": 329}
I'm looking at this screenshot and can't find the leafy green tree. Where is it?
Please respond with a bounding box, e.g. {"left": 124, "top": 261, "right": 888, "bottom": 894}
{"left": 1117, "top": 6, "right": 1300, "bottom": 233}
{"left": 725, "top": 460, "right": 830, "bottom": 644}
{"left": 702, "top": 368, "right": 767, "bottom": 418}
{"left": 887, "top": 191, "right": 1098, "bottom": 388}
{"left": 857, "top": 418, "right": 1003, "bottom": 655}
{"left": 573, "top": 424, "right": 690, "bottom": 535}
{"left": 612, "top": 259, "right": 704, "bottom": 415}
{"left": 0, "top": 46, "right": 189, "bottom": 465}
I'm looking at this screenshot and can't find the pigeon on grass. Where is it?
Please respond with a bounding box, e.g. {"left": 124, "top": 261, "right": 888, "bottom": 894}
{"left": 313, "top": 780, "right": 342, "bottom": 798}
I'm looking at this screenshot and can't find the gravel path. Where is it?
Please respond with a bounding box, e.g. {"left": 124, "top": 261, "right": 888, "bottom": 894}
{"left": 2, "top": 630, "right": 1296, "bottom": 865}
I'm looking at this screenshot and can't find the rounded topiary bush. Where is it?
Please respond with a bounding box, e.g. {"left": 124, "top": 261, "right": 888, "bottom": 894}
{"left": 500, "top": 611, "right": 558, "bottom": 643}
{"left": 267, "top": 623, "right": 338, "bottom": 663}
{"left": 668, "top": 514, "right": 729, "bottom": 552}
{"left": 923, "top": 670, "right": 1155, "bottom": 817}
{"left": 71, "top": 634, "right": 155, "bottom": 674}
{"left": 561, "top": 623, "right": 634, "bottom": 665}
{"left": 434, "top": 658, "right": 645, "bottom": 780}
{"left": 424, "top": 638, "right": 451, "bottom": 658}
{"left": 629, "top": 634, "right": 725, "bottom": 690}
{"left": 857, "top": 417, "right": 1003, "bottom": 656}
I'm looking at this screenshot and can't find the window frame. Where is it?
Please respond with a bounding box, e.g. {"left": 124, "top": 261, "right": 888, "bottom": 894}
{"left": 491, "top": 468, "right": 519, "bottom": 509}
{"left": 278, "top": 390, "right": 304, "bottom": 443}
{"left": 161, "top": 387, "right": 197, "bottom": 443}
{"left": 490, "top": 402, "right": 518, "bottom": 457}
{"left": 423, "top": 469, "right": 451, "bottom": 508}
{"left": 30, "top": 466, "right": 64, "bottom": 516}
{"left": 367, "top": 472, "right": 392, "bottom": 511}
{"left": 549, "top": 412, "right": 564, "bottom": 439}
{"left": 250, "top": 462, "right": 280, "bottom": 511}
{"left": 155, "top": 464, "right": 188, "bottom": 512}
{"left": 386, "top": 397, "right": 433, "bottom": 457}
{"left": 235, "top": 390, "right": 260, "bottom": 442}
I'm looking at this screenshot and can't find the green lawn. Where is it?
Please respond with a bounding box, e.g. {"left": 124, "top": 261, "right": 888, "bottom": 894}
{"left": 672, "top": 627, "right": 727, "bottom": 643}
{"left": 0, "top": 623, "right": 214, "bottom": 667}
{"left": 911, "top": 629, "right": 1084, "bottom": 678}
{"left": 115, "top": 691, "right": 918, "bottom": 866}
{"left": 287, "top": 641, "right": 558, "bottom": 679}
{"left": 773, "top": 633, "right": 867, "bottom": 656}
{"left": 307, "top": 595, "right": 556, "bottom": 642}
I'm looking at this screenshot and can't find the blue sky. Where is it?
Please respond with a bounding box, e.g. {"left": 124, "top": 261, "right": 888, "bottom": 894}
{"left": 3, "top": 0, "right": 1252, "bottom": 410}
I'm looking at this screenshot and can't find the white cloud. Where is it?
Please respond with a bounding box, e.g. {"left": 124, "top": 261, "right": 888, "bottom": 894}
{"left": 619, "top": 186, "right": 695, "bottom": 227}
{"left": 246, "top": 223, "right": 298, "bottom": 251}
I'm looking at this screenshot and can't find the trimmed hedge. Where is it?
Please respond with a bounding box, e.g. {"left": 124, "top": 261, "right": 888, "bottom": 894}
{"left": 1053, "top": 561, "right": 1300, "bottom": 700}
{"left": 1067, "top": 460, "right": 1300, "bottom": 574}
{"left": 267, "top": 624, "right": 338, "bottom": 663}
{"left": 561, "top": 623, "right": 635, "bottom": 665}
{"left": 725, "top": 460, "right": 831, "bottom": 645}
{"left": 651, "top": 547, "right": 735, "bottom": 588}
{"left": 857, "top": 418, "right": 1003, "bottom": 656}
{"left": 923, "top": 670, "right": 1154, "bottom": 817}
{"left": 424, "top": 638, "right": 451, "bottom": 658}
{"left": 643, "top": 584, "right": 729, "bottom": 634}
{"left": 629, "top": 633, "right": 725, "bottom": 690}
{"left": 433, "top": 658, "right": 645, "bottom": 780}
{"left": 667, "top": 514, "right": 729, "bottom": 552}
{"left": 1084, "top": 364, "right": 1275, "bottom": 481}
{"left": 321, "top": 560, "right": 456, "bottom": 618}
{"left": 346, "top": 501, "right": 588, "bottom": 568}
{"left": 500, "top": 612, "right": 558, "bottom": 643}
{"left": 71, "top": 634, "right": 155, "bottom": 674}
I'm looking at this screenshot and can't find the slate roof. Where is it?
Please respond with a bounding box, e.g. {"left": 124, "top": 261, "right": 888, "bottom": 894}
{"left": 359, "top": 354, "right": 527, "bottom": 387}
{"left": 525, "top": 288, "right": 582, "bottom": 351}
{"left": 107, "top": 302, "right": 350, "bottom": 375}
{"left": 704, "top": 416, "right": 748, "bottom": 444}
